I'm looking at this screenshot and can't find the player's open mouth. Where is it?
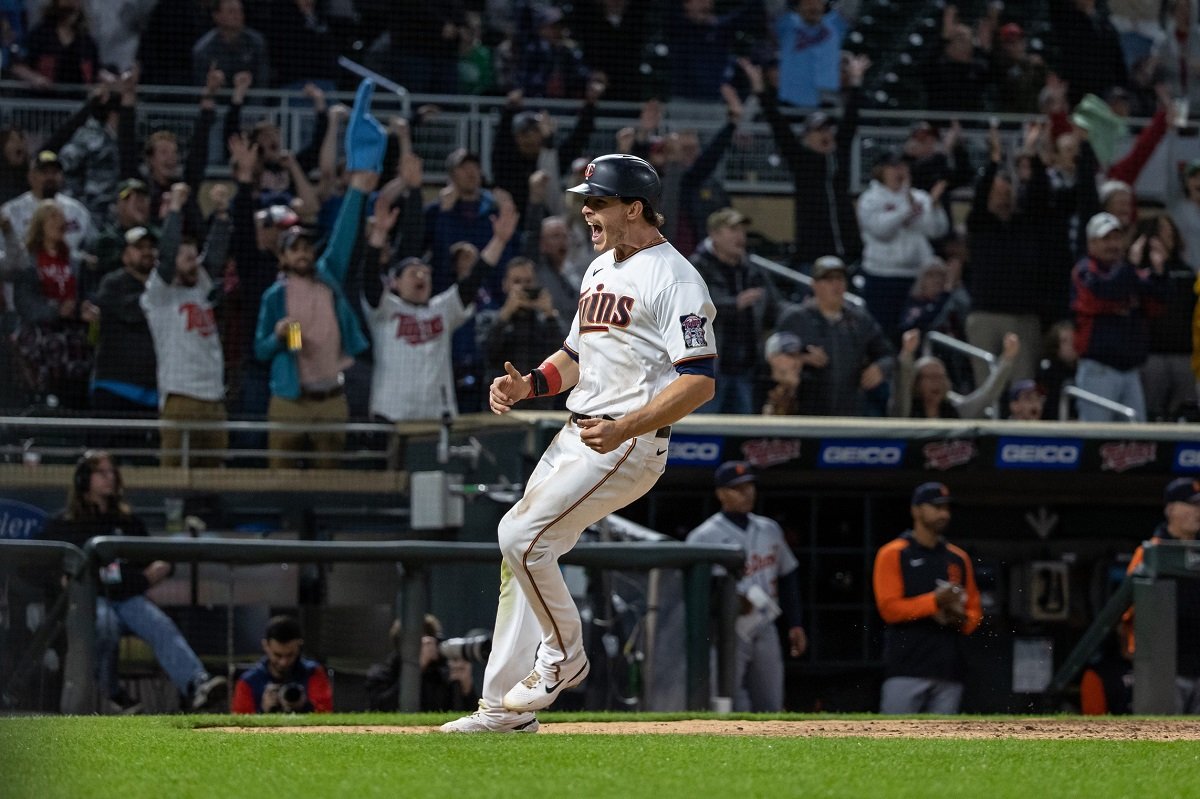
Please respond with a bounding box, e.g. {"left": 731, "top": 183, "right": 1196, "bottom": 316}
{"left": 589, "top": 222, "right": 603, "bottom": 242}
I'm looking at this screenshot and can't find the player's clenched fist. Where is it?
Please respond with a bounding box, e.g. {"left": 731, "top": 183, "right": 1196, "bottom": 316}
{"left": 577, "top": 418, "right": 626, "bottom": 454}
{"left": 489, "top": 361, "right": 531, "bottom": 414}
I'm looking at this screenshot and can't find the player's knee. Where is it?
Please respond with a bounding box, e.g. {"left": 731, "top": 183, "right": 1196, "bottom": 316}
{"left": 497, "top": 516, "right": 525, "bottom": 561}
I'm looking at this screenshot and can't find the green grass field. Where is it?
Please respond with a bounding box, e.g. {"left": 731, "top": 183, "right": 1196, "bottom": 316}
{"left": 2, "top": 713, "right": 1197, "bottom": 799}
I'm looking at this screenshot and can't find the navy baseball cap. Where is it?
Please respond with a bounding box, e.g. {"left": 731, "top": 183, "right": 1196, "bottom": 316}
{"left": 1164, "top": 478, "right": 1200, "bottom": 505}
{"left": 1007, "top": 379, "right": 1045, "bottom": 403}
{"left": 280, "top": 225, "right": 317, "bottom": 250}
{"left": 715, "top": 461, "right": 756, "bottom": 489}
{"left": 912, "top": 481, "right": 952, "bottom": 506}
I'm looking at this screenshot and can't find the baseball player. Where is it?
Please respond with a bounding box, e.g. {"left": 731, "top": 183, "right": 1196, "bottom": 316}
{"left": 686, "top": 461, "right": 806, "bottom": 712}
{"left": 872, "top": 482, "right": 981, "bottom": 714}
{"left": 441, "top": 154, "right": 718, "bottom": 733}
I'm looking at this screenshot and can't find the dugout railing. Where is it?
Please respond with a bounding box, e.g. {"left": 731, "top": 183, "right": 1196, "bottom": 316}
{"left": 0, "top": 537, "right": 743, "bottom": 715}
{"left": 1049, "top": 540, "right": 1200, "bottom": 714}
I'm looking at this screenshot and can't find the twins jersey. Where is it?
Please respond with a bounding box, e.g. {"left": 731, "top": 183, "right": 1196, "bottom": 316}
{"left": 687, "top": 512, "right": 799, "bottom": 602}
{"left": 564, "top": 241, "right": 717, "bottom": 416}
{"left": 364, "top": 287, "right": 469, "bottom": 421}
{"left": 140, "top": 270, "right": 224, "bottom": 407}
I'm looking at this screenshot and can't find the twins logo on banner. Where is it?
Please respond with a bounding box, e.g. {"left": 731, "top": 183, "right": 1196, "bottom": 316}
{"left": 995, "top": 437, "right": 1082, "bottom": 470}
{"left": 818, "top": 439, "right": 905, "bottom": 469}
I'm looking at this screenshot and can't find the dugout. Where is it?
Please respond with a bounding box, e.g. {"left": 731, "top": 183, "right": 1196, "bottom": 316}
{"left": 2, "top": 412, "right": 1197, "bottom": 713}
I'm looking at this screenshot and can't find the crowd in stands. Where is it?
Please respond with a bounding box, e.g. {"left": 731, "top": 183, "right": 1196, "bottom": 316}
{"left": 1, "top": 0, "right": 1200, "bottom": 466}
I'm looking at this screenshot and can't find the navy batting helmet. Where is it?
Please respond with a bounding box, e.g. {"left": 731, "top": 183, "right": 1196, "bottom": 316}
{"left": 568, "top": 154, "right": 661, "bottom": 204}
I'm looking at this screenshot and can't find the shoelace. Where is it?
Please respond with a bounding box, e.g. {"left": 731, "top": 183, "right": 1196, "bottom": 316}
{"left": 520, "top": 670, "right": 540, "bottom": 689}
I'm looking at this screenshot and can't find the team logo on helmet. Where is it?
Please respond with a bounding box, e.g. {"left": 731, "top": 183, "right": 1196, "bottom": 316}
{"left": 584, "top": 162, "right": 596, "bottom": 179}
{"left": 680, "top": 314, "right": 708, "bottom": 348}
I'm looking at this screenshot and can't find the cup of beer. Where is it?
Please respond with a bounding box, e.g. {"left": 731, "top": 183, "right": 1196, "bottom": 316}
{"left": 286, "top": 321, "right": 302, "bottom": 351}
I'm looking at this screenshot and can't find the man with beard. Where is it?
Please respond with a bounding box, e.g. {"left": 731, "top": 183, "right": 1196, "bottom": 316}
{"left": 872, "top": 482, "right": 981, "bottom": 714}
{"left": 141, "top": 183, "right": 231, "bottom": 466}
{"left": 0, "top": 150, "right": 95, "bottom": 261}
{"left": 90, "top": 226, "right": 159, "bottom": 418}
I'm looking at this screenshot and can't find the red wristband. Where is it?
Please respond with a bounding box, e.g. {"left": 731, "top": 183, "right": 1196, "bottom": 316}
{"left": 530, "top": 361, "right": 562, "bottom": 397}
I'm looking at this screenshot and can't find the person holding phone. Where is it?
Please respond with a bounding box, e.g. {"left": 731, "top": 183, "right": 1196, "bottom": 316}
{"left": 479, "top": 257, "right": 568, "bottom": 411}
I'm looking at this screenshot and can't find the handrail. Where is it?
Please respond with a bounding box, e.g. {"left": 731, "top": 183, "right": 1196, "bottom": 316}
{"left": 747, "top": 254, "right": 866, "bottom": 307}
{"left": 1060, "top": 384, "right": 1137, "bottom": 423}
{"left": 0, "top": 415, "right": 395, "bottom": 433}
{"left": 922, "top": 331, "right": 997, "bottom": 369}
{"left": 61, "top": 536, "right": 743, "bottom": 714}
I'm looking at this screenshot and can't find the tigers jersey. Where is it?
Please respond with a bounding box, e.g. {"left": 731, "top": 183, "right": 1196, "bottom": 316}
{"left": 564, "top": 240, "right": 717, "bottom": 417}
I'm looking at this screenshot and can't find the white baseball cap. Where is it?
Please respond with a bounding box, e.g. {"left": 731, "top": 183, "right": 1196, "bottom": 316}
{"left": 1085, "top": 212, "right": 1122, "bottom": 240}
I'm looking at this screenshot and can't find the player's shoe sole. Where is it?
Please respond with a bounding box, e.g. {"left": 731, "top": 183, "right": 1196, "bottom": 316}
{"left": 439, "top": 711, "right": 540, "bottom": 733}
{"left": 502, "top": 658, "right": 590, "bottom": 712}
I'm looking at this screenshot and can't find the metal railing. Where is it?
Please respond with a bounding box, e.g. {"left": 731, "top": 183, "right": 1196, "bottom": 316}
{"left": 0, "top": 415, "right": 400, "bottom": 469}
{"left": 1059, "top": 384, "right": 1137, "bottom": 423}
{"left": 748, "top": 254, "right": 866, "bottom": 307}
{"left": 921, "top": 330, "right": 1002, "bottom": 417}
{"left": 0, "top": 536, "right": 742, "bottom": 715}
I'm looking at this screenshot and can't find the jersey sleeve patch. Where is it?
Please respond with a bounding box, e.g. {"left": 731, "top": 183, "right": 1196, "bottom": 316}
{"left": 680, "top": 314, "right": 709, "bottom": 348}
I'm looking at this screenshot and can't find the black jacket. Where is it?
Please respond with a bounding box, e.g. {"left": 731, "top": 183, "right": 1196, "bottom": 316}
{"left": 41, "top": 509, "right": 152, "bottom": 601}
{"left": 690, "top": 241, "right": 782, "bottom": 376}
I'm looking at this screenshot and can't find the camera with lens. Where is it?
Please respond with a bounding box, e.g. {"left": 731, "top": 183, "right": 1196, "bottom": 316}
{"left": 438, "top": 633, "right": 491, "bottom": 664}
{"left": 279, "top": 682, "right": 308, "bottom": 712}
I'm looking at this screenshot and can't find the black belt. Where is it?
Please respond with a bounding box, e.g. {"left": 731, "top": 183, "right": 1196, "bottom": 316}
{"left": 569, "top": 412, "right": 671, "bottom": 439}
{"left": 300, "top": 384, "right": 344, "bottom": 401}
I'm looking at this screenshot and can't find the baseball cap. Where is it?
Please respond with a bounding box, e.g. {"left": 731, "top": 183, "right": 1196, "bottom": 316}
{"left": 1085, "top": 212, "right": 1122, "bottom": 240}
{"left": 254, "top": 204, "right": 300, "bottom": 229}
{"left": 32, "top": 150, "right": 62, "bottom": 170}
{"left": 706, "top": 207, "right": 751, "bottom": 233}
{"left": 714, "top": 461, "right": 756, "bottom": 489}
{"left": 280, "top": 225, "right": 317, "bottom": 250}
{"left": 388, "top": 256, "right": 429, "bottom": 277}
{"left": 512, "top": 111, "right": 542, "bottom": 135}
{"left": 912, "top": 481, "right": 953, "bottom": 506}
{"left": 874, "top": 148, "right": 906, "bottom": 169}
{"left": 909, "top": 120, "right": 936, "bottom": 140}
{"left": 1099, "top": 179, "right": 1132, "bottom": 204}
{"left": 1007, "top": 378, "right": 1045, "bottom": 403}
{"left": 124, "top": 226, "right": 157, "bottom": 246}
{"left": 445, "top": 148, "right": 482, "bottom": 171}
{"left": 802, "top": 110, "right": 835, "bottom": 133}
{"left": 999, "top": 22, "right": 1024, "bottom": 42}
{"left": 117, "top": 178, "right": 149, "bottom": 200}
{"left": 764, "top": 331, "right": 803, "bottom": 359}
{"left": 1164, "top": 477, "right": 1200, "bottom": 504}
{"left": 812, "top": 255, "right": 847, "bottom": 279}
{"left": 535, "top": 5, "right": 564, "bottom": 27}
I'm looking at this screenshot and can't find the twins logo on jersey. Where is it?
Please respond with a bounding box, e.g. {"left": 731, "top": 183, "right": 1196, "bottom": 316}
{"left": 179, "top": 302, "right": 217, "bottom": 337}
{"left": 578, "top": 283, "right": 635, "bottom": 332}
{"left": 680, "top": 314, "right": 708, "bottom": 348}
{"left": 393, "top": 313, "right": 445, "bottom": 344}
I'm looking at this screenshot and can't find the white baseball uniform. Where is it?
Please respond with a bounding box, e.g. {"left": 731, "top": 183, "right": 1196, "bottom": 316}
{"left": 476, "top": 239, "right": 717, "bottom": 721}
{"left": 686, "top": 511, "right": 799, "bottom": 711}
{"left": 363, "top": 287, "right": 470, "bottom": 421}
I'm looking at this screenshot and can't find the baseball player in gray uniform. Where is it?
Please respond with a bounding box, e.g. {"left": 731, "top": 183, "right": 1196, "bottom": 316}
{"left": 441, "top": 154, "right": 718, "bottom": 733}
{"left": 686, "top": 461, "right": 806, "bottom": 712}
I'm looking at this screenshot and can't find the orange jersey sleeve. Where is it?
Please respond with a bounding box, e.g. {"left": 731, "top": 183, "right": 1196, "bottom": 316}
{"left": 873, "top": 539, "right": 938, "bottom": 623}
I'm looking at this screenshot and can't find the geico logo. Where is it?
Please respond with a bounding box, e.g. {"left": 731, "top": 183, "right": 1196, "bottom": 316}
{"left": 668, "top": 442, "right": 720, "bottom": 460}
{"left": 823, "top": 446, "right": 902, "bottom": 465}
{"left": 1001, "top": 444, "right": 1079, "bottom": 463}
{"left": 1179, "top": 449, "right": 1200, "bottom": 468}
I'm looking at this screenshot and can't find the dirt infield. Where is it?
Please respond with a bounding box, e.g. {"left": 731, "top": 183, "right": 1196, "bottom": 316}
{"left": 203, "top": 718, "right": 1200, "bottom": 741}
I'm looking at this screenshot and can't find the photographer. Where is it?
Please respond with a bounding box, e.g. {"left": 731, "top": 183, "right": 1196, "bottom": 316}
{"left": 365, "top": 615, "right": 481, "bottom": 712}
{"left": 232, "top": 615, "right": 332, "bottom": 714}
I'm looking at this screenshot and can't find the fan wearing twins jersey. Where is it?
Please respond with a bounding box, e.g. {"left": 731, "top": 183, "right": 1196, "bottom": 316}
{"left": 140, "top": 185, "right": 232, "bottom": 466}
{"left": 360, "top": 192, "right": 518, "bottom": 421}
{"left": 686, "top": 461, "right": 806, "bottom": 712}
{"left": 442, "top": 153, "right": 718, "bottom": 733}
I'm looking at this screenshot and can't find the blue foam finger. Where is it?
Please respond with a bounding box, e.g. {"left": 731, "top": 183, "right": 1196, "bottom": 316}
{"left": 345, "top": 78, "right": 387, "bottom": 173}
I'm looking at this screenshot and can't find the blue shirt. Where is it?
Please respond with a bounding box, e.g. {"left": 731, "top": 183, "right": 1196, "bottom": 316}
{"left": 776, "top": 11, "right": 848, "bottom": 108}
